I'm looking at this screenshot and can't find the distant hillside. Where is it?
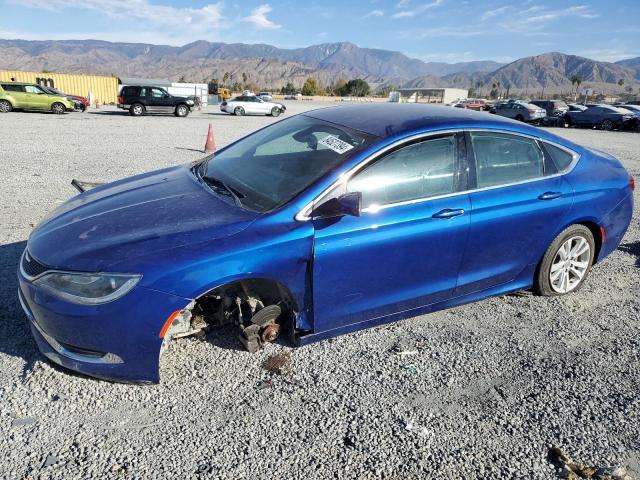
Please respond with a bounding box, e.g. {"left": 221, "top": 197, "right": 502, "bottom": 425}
{"left": 0, "top": 39, "right": 637, "bottom": 94}
{"left": 0, "top": 38, "right": 501, "bottom": 88}
{"left": 616, "top": 57, "right": 640, "bottom": 79}
{"left": 407, "top": 52, "right": 640, "bottom": 94}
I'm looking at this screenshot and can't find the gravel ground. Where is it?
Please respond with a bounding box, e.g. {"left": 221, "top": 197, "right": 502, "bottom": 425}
{"left": 0, "top": 103, "right": 639, "bottom": 479}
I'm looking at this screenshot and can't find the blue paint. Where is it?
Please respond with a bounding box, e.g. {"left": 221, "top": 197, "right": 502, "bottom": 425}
{"left": 18, "top": 105, "right": 634, "bottom": 382}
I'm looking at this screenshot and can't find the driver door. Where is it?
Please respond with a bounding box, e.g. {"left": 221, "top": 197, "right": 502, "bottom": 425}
{"left": 311, "top": 133, "right": 470, "bottom": 333}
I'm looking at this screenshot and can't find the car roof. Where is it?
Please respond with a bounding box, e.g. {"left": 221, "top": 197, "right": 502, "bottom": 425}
{"left": 302, "top": 103, "right": 542, "bottom": 139}
{"left": 0, "top": 82, "right": 36, "bottom": 86}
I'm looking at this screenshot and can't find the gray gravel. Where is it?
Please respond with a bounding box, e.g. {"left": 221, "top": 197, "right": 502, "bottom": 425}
{"left": 0, "top": 103, "right": 639, "bottom": 479}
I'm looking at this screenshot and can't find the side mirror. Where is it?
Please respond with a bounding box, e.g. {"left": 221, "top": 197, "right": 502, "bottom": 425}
{"left": 313, "top": 192, "right": 362, "bottom": 219}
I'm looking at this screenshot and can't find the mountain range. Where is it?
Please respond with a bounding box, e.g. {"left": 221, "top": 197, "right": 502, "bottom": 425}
{"left": 0, "top": 39, "right": 638, "bottom": 94}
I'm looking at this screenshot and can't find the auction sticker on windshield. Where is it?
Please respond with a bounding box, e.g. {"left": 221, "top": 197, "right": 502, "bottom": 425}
{"left": 319, "top": 135, "right": 354, "bottom": 154}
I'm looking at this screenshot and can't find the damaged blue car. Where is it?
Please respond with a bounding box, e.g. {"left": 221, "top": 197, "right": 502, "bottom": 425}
{"left": 18, "top": 104, "right": 634, "bottom": 383}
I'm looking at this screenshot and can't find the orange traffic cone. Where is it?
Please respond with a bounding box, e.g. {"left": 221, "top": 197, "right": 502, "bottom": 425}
{"left": 204, "top": 123, "right": 216, "bottom": 154}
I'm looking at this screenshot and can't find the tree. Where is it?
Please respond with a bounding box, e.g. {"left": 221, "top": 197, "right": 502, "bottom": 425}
{"left": 280, "top": 81, "right": 296, "bottom": 95}
{"left": 178, "top": 75, "right": 187, "bottom": 83}
{"left": 242, "top": 72, "right": 248, "bottom": 86}
{"left": 223, "top": 72, "right": 230, "bottom": 86}
{"left": 337, "top": 79, "right": 371, "bottom": 97}
{"left": 301, "top": 77, "right": 319, "bottom": 96}
{"left": 571, "top": 75, "right": 582, "bottom": 100}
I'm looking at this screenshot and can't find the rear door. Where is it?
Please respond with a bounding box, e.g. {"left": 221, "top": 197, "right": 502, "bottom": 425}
{"left": 456, "top": 131, "right": 574, "bottom": 295}
{"left": 1, "top": 83, "right": 27, "bottom": 107}
{"left": 23, "top": 85, "right": 44, "bottom": 109}
{"left": 311, "top": 133, "right": 471, "bottom": 333}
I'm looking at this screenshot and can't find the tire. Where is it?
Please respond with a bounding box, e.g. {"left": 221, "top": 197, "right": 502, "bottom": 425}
{"left": 234, "top": 107, "right": 245, "bottom": 116}
{"left": 174, "top": 104, "right": 189, "bottom": 117}
{"left": 130, "top": 103, "right": 144, "bottom": 116}
{"left": 270, "top": 107, "right": 281, "bottom": 117}
{"left": 600, "top": 119, "right": 614, "bottom": 131}
{"left": 534, "top": 224, "right": 595, "bottom": 296}
{"left": 515, "top": 114, "right": 524, "bottom": 122}
{"left": 51, "top": 102, "right": 66, "bottom": 114}
{"left": 564, "top": 116, "right": 572, "bottom": 128}
{"left": 0, "top": 100, "right": 12, "bottom": 113}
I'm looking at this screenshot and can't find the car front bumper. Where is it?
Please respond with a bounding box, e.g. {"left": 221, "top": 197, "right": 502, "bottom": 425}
{"left": 18, "top": 261, "right": 192, "bottom": 383}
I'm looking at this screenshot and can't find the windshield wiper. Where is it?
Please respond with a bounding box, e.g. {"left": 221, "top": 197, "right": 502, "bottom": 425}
{"left": 202, "top": 175, "right": 245, "bottom": 207}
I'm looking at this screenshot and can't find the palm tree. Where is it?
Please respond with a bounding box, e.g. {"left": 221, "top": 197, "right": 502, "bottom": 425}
{"left": 571, "top": 75, "right": 582, "bottom": 101}
{"left": 223, "top": 72, "right": 230, "bottom": 86}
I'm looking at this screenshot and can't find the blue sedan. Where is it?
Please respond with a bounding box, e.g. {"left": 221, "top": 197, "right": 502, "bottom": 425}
{"left": 18, "top": 104, "right": 634, "bottom": 383}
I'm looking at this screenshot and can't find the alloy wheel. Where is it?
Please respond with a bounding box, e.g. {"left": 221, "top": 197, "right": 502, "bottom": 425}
{"left": 0, "top": 100, "right": 11, "bottom": 113}
{"left": 52, "top": 103, "right": 65, "bottom": 114}
{"left": 549, "top": 236, "right": 591, "bottom": 293}
{"left": 601, "top": 119, "right": 613, "bottom": 131}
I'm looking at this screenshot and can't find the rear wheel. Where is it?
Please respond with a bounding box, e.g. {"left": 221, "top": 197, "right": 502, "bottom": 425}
{"left": 130, "top": 103, "right": 144, "bottom": 116}
{"left": 234, "top": 107, "right": 245, "bottom": 116}
{"left": 0, "top": 100, "right": 12, "bottom": 113}
{"left": 174, "top": 104, "right": 189, "bottom": 117}
{"left": 51, "top": 102, "right": 66, "bottom": 114}
{"left": 600, "top": 119, "right": 614, "bottom": 131}
{"left": 534, "top": 224, "right": 595, "bottom": 296}
{"left": 270, "top": 107, "right": 281, "bottom": 117}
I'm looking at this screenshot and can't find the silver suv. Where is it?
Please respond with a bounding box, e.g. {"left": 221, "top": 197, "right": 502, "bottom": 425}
{"left": 494, "top": 102, "right": 546, "bottom": 123}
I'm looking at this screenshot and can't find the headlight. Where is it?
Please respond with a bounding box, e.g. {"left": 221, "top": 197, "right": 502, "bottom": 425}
{"left": 33, "top": 272, "right": 141, "bottom": 305}
{"left": 186, "top": 99, "right": 194, "bottom": 105}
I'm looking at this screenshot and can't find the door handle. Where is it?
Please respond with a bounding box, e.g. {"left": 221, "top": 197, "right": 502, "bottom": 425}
{"left": 432, "top": 208, "right": 465, "bottom": 219}
{"left": 538, "top": 191, "right": 563, "bottom": 200}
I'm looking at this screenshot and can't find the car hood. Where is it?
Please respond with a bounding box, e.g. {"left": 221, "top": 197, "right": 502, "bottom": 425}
{"left": 28, "top": 164, "right": 260, "bottom": 272}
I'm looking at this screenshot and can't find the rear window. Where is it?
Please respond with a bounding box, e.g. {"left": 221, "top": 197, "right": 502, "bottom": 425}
{"left": 121, "top": 86, "right": 139, "bottom": 96}
{"left": 543, "top": 143, "right": 574, "bottom": 172}
{"left": 2, "top": 84, "right": 24, "bottom": 92}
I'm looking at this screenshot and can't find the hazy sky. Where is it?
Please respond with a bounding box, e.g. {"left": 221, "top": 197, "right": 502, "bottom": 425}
{"left": 2, "top": 0, "right": 639, "bottom": 63}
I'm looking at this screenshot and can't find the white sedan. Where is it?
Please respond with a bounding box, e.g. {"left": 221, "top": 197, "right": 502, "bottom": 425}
{"left": 220, "top": 95, "right": 286, "bottom": 117}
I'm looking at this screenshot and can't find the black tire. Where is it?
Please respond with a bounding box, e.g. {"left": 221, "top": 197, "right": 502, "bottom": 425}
{"left": 234, "top": 107, "right": 245, "bottom": 116}
{"left": 534, "top": 224, "right": 595, "bottom": 297}
{"left": 564, "top": 116, "right": 572, "bottom": 128}
{"left": 270, "top": 107, "right": 281, "bottom": 117}
{"left": 600, "top": 119, "right": 614, "bottom": 131}
{"left": 174, "top": 104, "right": 189, "bottom": 117}
{"left": 130, "top": 103, "right": 144, "bottom": 116}
{"left": 515, "top": 114, "right": 524, "bottom": 122}
{"left": 51, "top": 102, "right": 66, "bottom": 114}
{"left": 0, "top": 99, "right": 12, "bottom": 113}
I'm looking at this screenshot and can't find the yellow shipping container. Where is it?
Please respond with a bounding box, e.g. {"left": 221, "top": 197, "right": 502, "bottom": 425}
{"left": 0, "top": 70, "right": 119, "bottom": 105}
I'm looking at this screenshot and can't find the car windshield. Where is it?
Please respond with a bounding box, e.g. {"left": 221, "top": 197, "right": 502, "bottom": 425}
{"left": 202, "top": 115, "right": 376, "bottom": 212}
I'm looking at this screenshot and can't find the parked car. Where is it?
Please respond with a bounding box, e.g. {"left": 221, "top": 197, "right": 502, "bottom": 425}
{"left": 530, "top": 100, "right": 569, "bottom": 118}
{"left": 40, "top": 86, "right": 89, "bottom": 111}
{"left": 567, "top": 103, "right": 588, "bottom": 112}
{"left": 220, "top": 95, "right": 286, "bottom": 116}
{"left": 117, "top": 85, "right": 195, "bottom": 117}
{"left": 453, "top": 99, "right": 487, "bottom": 111}
{"left": 494, "top": 102, "right": 547, "bottom": 123}
{"left": 18, "top": 104, "right": 634, "bottom": 383}
{"left": 0, "top": 82, "right": 75, "bottom": 114}
{"left": 258, "top": 92, "right": 273, "bottom": 102}
{"left": 564, "top": 104, "right": 634, "bottom": 130}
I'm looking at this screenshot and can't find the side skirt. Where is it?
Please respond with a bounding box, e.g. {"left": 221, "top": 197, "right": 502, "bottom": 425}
{"left": 295, "top": 276, "right": 533, "bottom": 346}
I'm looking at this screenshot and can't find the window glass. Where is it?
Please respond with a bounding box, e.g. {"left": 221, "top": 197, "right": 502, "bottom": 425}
{"left": 204, "top": 115, "right": 375, "bottom": 212}
{"left": 149, "top": 88, "right": 166, "bottom": 98}
{"left": 25, "top": 85, "right": 42, "bottom": 94}
{"left": 543, "top": 143, "right": 574, "bottom": 172}
{"left": 471, "top": 132, "right": 544, "bottom": 188}
{"left": 347, "top": 136, "right": 457, "bottom": 209}
{"left": 2, "top": 84, "right": 24, "bottom": 92}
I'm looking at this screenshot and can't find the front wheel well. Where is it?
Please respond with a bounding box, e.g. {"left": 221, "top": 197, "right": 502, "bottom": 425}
{"left": 164, "top": 278, "right": 299, "bottom": 351}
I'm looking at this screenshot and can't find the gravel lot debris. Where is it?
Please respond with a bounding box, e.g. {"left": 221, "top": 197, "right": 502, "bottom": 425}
{"left": 0, "top": 103, "right": 638, "bottom": 478}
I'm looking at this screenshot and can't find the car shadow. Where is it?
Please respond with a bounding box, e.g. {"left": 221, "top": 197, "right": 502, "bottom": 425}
{"left": 0, "top": 240, "right": 41, "bottom": 380}
{"left": 618, "top": 241, "right": 640, "bottom": 267}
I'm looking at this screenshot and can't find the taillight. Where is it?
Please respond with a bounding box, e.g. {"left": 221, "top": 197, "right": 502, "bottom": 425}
{"left": 117, "top": 96, "right": 123, "bottom": 104}
{"left": 630, "top": 176, "right": 635, "bottom": 191}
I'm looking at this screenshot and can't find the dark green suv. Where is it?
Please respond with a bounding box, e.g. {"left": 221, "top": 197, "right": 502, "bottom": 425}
{"left": 117, "top": 86, "right": 194, "bottom": 117}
